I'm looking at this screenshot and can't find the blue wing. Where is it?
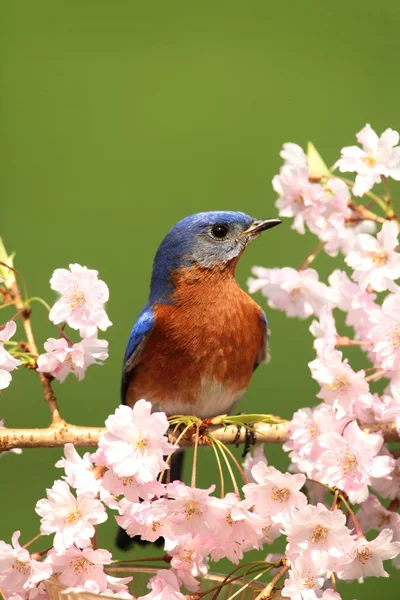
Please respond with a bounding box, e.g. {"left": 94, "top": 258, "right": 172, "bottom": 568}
{"left": 254, "top": 309, "right": 270, "bottom": 369}
{"left": 121, "top": 304, "right": 155, "bottom": 403}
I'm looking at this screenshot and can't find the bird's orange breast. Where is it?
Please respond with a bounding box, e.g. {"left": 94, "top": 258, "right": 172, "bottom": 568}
{"left": 126, "top": 265, "right": 265, "bottom": 417}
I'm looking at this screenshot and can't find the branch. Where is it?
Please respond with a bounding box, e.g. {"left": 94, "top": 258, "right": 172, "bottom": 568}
{"left": 0, "top": 419, "right": 398, "bottom": 452}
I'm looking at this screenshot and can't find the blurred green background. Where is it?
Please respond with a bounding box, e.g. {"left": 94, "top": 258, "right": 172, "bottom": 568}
{"left": 1, "top": 1, "right": 399, "bottom": 597}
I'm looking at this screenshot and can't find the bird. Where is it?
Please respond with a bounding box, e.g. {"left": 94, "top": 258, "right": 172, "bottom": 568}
{"left": 117, "top": 211, "right": 281, "bottom": 550}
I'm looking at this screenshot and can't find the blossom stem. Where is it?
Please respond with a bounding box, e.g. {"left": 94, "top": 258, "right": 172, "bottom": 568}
{"left": 340, "top": 177, "right": 388, "bottom": 212}
{"left": 215, "top": 438, "right": 248, "bottom": 485}
{"left": 0, "top": 261, "right": 29, "bottom": 300}
{"left": 212, "top": 438, "right": 240, "bottom": 496}
{"left": 338, "top": 493, "right": 364, "bottom": 538}
{"left": 297, "top": 241, "right": 324, "bottom": 271}
{"left": 0, "top": 586, "right": 7, "bottom": 600}
{"left": 191, "top": 422, "right": 200, "bottom": 487}
{"left": 26, "top": 296, "right": 52, "bottom": 312}
{"left": 209, "top": 437, "right": 225, "bottom": 498}
{"left": 254, "top": 558, "right": 290, "bottom": 600}
{"left": 0, "top": 300, "right": 17, "bottom": 311}
{"left": 22, "top": 532, "right": 41, "bottom": 548}
{"left": 206, "top": 561, "right": 272, "bottom": 600}
{"left": 365, "top": 369, "right": 387, "bottom": 382}
{"left": 382, "top": 176, "right": 395, "bottom": 218}
{"left": 114, "top": 554, "right": 171, "bottom": 564}
{"left": 335, "top": 336, "right": 371, "bottom": 347}
{"left": 330, "top": 488, "right": 340, "bottom": 511}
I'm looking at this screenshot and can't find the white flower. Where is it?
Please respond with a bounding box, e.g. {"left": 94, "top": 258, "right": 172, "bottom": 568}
{"left": 345, "top": 221, "right": 400, "bottom": 292}
{"left": 338, "top": 529, "right": 400, "bottom": 581}
{"left": 37, "top": 336, "right": 108, "bottom": 382}
{"left": 0, "top": 321, "right": 21, "bottom": 389}
{"left": 335, "top": 124, "right": 400, "bottom": 196}
{"left": 35, "top": 480, "right": 107, "bottom": 552}
{"left": 49, "top": 263, "right": 112, "bottom": 337}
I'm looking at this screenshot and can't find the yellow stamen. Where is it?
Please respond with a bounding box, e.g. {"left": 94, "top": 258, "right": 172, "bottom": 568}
{"left": 271, "top": 488, "right": 290, "bottom": 502}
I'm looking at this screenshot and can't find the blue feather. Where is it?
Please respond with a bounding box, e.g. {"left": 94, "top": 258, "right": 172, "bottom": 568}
{"left": 121, "top": 304, "right": 155, "bottom": 402}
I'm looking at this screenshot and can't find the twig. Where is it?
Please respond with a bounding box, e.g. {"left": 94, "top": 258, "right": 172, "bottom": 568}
{"left": 297, "top": 241, "right": 324, "bottom": 270}
{"left": 254, "top": 559, "right": 289, "bottom": 600}
{"left": 0, "top": 586, "right": 7, "bottom": 600}
{"left": 22, "top": 532, "right": 41, "bottom": 548}
{"left": 191, "top": 422, "right": 200, "bottom": 487}
{"left": 0, "top": 419, "right": 398, "bottom": 451}
{"left": 9, "top": 281, "right": 61, "bottom": 425}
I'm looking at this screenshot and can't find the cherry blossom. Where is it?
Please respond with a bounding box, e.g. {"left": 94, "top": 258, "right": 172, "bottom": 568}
{"left": 138, "top": 569, "right": 186, "bottom": 600}
{"left": 283, "top": 403, "right": 350, "bottom": 477}
{"left": 248, "top": 267, "right": 328, "bottom": 319}
{"left": 49, "top": 263, "right": 112, "bottom": 336}
{"left": 357, "top": 495, "right": 400, "bottom": 548}
{"left": 338, "top": 529, "right": 400, "bottom": 581}
{"left": 314, "top": 421, "right": 394, "bottom": 503}
{"left": 282, "top": 554, "right": 325, "bottom": 600}
{"left": 55, "top": 443, "right": 102, "bottom": 496}
{"left": 92, "top": 400, "right": 176, "bottom": 482}
{"left": 0, "top": 321, "right": 21, "bottom": 389}
{"left": 345, "top": 221, "right": 400, "bottom": 292}
{"left": 102, "top": 468, "right": 165, "bottom": 503}
{"left": 35, "top": 480, "right": 107, "bottom": 551}
{"left": 37, "top": 336, "right": 108, "bottom": 382}
{"left": 309, "top": 306, "right": 338, "bottom": 357}
{"left": 370, "top": 457, "right": 400, "bottom": 501}
{"left": 165, "top": 534, "right": 209, "bottom": 591}
{"left": 242, "top": 445, "right": 268, "bottom": 482}
{"left": 309, "top": 349, "right": 371, "bottom": 419}
{"left": 284, "top": 503, "right": 354, "bottom": 572}
{"left": 367, "top": 291, "right": 400, "bottom": 370}
{"left": 335, "top": 124, "right": 400, "bottom": 196}
{"left": 116, "top": 499, "right": 168, "bottom": 544}
{"left": 0, "top": 531, "right": 52, "bottom": 596}
{"left": 242, "top": 463, "right": 307, "bottom": 525}
{"left": 47, "top": 546, "right": 112, "bottom": 592}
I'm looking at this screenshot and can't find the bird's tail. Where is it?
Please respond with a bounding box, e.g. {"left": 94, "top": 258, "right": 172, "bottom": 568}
{"left": 115, "top": 450, "right": 185, "bottom": 551}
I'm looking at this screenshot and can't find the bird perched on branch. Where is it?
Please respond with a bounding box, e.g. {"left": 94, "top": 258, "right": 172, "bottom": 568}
{"left": 117, "top": 211, "right": 281, "bottom": 550}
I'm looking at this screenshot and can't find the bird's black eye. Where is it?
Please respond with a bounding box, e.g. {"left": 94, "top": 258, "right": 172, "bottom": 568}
{"left": 211, "top": 224, "right": 229, "bottom": 239}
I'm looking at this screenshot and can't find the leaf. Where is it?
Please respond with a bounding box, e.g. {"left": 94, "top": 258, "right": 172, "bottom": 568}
{"left": 0, "top": 238, "right": 16, "bottom": 288}
{"left": 307, "top": 142, "right": 331, "bottom": 179}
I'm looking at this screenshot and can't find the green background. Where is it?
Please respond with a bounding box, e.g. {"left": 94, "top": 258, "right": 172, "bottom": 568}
{"left": 0, "top": 1, "right": 399, "bottom": 597}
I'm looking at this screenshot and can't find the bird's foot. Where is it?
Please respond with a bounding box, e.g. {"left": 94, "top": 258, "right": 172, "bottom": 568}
{"left": 233, "top": 415, "right": 257, "bottom": 458}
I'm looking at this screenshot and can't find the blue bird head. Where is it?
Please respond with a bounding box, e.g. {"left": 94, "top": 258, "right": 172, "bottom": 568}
{"left": 149, "top": 211, "right": 281, "bottom": 303}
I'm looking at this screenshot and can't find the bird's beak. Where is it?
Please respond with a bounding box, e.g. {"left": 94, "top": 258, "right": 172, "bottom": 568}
{"left": 242, "top": 218, "right": 282, "bottom": 236}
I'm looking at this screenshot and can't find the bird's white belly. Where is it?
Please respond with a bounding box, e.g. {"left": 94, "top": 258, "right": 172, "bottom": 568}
{"left": 150, "top": 377, "right": 247, "bottom": 419}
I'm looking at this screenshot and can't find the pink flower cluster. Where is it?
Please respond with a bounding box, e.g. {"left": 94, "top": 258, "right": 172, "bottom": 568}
{"left": 37, "top": 264, "right": 111, "bottom": 382}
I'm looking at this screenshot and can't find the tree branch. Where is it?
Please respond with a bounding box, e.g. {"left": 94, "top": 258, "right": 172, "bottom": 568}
{"left": 0, "top": 419, "right": 397, "bottom": 452}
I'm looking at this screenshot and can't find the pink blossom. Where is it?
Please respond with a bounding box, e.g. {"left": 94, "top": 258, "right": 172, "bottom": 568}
{"left": 327, "top": 269, "right": 377, "bottom": 338}
{"left": 0, "top": 531, "right": 52, "bottom": 596}
{"left": 309, "top": 349, "right": 371, "bottom": 419}
{"left": 357, "top": 495, "right": 400, "bottom": 544}
{"left": 47, "top": 546, "right": 112, "bottom": 592}
{"left": 35, "top": 480, "right": 107, "bottom": 551}
{"left": 370, "top": 457, "right": 400, "bottom": 500}
{"left": 242, "top": 446, "right": 268, "bottom": 482}
{"left": 138, "top": 569, "right": 186, "bottom": 600}
{"left": 284, "top": 503, "right": 354, "bottom": 572}
{"left": 314, "top": 421, "right": 394, "bottom": 504}
{"left": 273, "top": 143, "right": 326, "bottom": 235}
{"left": 49, "top": 263, "right": 112, "bottom": 336}
{"left": 116, "top": 499, "right": 168, "bottom": 544}
{"left": 37, "top": 336, "right": 108, "bottom": 382}
{"left": 367, "top": 291, "right": 400, "bottom": 370}
{"left": 209, "top": 493, "right": 269, "bottom": 563}
{"left": 92, "top": 400, "right": 176, "bottom": 482}
{"left": 338, "top": 529, "right": 400, "bottom": 581}
{"left": 150, "top": 482, "right": 221, "bottom": 537}
{"left": 345, "top": 221, "right": 400, "bottom": 292}
{"left": 102, "top": 468, "right": 165, "bottom": 503}
{"left": 282, "top": 554, "right": 325, "bottom": 600}
{"left": 307, "top": 179, "right": 351, "bottom": 257}
{"left": 248, "top": 267, "right": 328, "bottom": 319}
{"left": 166, "top": 534, "right": 209, "bottom": 591}
{"left": 335, "top": 124, "right": 400, "bottom": 196}
{"left": 242, "top": 463, "right": 307, "bottom": 525}
{"left": 0, "top": 321, "right": 21, "bottom": 389}
{"left": 283, "top": 404, "right": 350, "bottom": 477}
{"left": 55, "top": 443, "right": 101, "bottom": 496}
{"left": 309, "top": 306, "right": 338, "bottom": 356}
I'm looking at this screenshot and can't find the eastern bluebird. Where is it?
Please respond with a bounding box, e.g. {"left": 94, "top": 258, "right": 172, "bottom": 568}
{"left": 117, "top": 211, "right": 280, "bottom": 550}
